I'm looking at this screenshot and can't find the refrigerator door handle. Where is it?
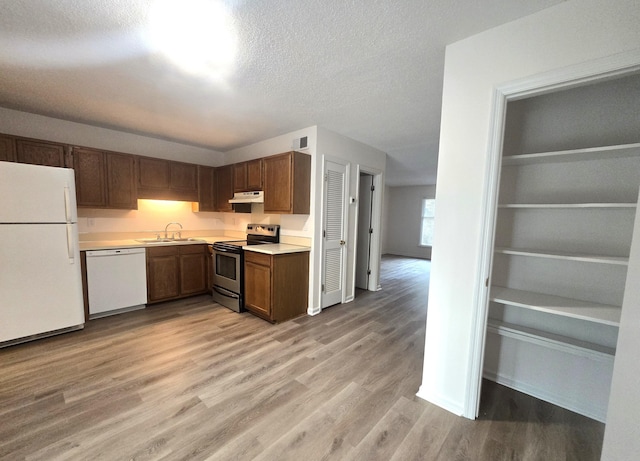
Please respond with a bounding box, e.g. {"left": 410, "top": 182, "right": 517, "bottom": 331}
{"left": 64, "top": 185, "right": 72, "bottom": 223}
{"left": 66, "top": 223, "right": 75, "bottom": 264}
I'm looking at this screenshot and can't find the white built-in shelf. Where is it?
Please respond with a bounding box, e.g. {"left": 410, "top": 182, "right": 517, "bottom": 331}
{"left": 494, "top": 247, "right": 629, "bottom": 266}
{"left": 498, "top": 203, "right": 636, "bottom": 209}
{"left": 490, "top": 286, "right": 621, "bottom": 327}
{"left": 486, "top": 320, "right": 616, "bottom": 359}
{"left": 502, "top": 142, "right": 640, "bottom": 166}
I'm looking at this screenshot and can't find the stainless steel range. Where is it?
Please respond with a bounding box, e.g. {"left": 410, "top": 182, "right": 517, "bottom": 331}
{"left": 210, "top": 224, "right": 280, "bottom": 312}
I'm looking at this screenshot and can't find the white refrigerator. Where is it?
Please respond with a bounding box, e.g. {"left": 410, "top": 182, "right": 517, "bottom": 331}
{"left": 0, "top": 161, "right": 85, "bottom": 345}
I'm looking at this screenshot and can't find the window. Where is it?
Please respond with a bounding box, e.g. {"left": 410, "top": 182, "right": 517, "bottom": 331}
{"left": 420, "top": 198, "right": 435, "bottom": 246}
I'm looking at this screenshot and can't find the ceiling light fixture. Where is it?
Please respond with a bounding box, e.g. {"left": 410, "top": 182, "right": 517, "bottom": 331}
{"left": 147, "top": 0, "right": 237, "bottom": 82}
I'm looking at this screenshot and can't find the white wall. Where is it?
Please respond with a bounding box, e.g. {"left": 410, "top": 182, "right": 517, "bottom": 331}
{"left": 604, "top": 205, "right": 640, "bottom": 460}
{"left": 0, "top": 107, "right": 224, "bottom": 166}
{"left": 418, "top": 3, "right": 640, "bottom": 455}
{"left": 385, "top": 185, "right": 436, "bottom": 259}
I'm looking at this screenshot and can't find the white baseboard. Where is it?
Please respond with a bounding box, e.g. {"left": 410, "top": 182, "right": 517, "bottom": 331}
{"left": 483, "top": 370, "right": 607, "bottom": 423}
{"left": 416, "top": 385, "right": 466, "bottom": 418}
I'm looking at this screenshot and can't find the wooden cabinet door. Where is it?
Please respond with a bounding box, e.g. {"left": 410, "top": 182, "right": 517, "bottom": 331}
{"left": 215, "top": 164, "right": 234, "bottom": 212}
{"left": 247, "top": 159, "right": 263, "bottom": 191}
{"left": 234, "top": 162, "right": 248, "bottom": 192}
{"left": 0, "top": 134, "right": 16, "bottom": 162}
{"left": 16, "top": 139, "right": 68, "bottom": 168}
{"left": 106, "top": 152, "right": 137, "bottom": 209}
{"left": 170, "top": 162, "right": 198, "bottom": 200}
{"left": 263, "top": 152, "right": 293, "bottom": 213}
{"left": 74, "top": 147, "right": 107, "bottom": 207}
{"left": 179, "top": 246, "right": 207, "bottom": 295}
{"left": 146, "top": 246, "right": 180, "bottom": 303}
{"left": 244, "top": 259, "right": 272, "bottom": 318}
{"left": 197, "top": 166, "right": 216, "bottom": 211}
{"left": 138, "top": 157, "right": 170, "bottom": 191}
{"left": 264, "top": 151, "right": 310, "bottom": 214}
{"left": 271, "top": 252, "right": 309, "bottom": 323}
{"left": 138, "top": 156, "right": 198, "bottom": 201}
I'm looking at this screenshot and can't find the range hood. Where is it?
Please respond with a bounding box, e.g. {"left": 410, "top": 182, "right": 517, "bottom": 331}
{"left": 229, "top": 191, "right": 264, "bottom": 204}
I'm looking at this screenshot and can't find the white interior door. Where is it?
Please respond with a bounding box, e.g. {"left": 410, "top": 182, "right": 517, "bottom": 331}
{"left": 355, "top": 173, "right": 373, "bottom": 289}
{"left": 322, "top": 159, "right": 348, "bottom": 308}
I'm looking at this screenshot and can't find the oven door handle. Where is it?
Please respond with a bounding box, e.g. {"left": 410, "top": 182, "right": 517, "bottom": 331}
{"left": 213, "top": 247, "right": 240, "bottom": 254}
{"left": 213, "top": 286, "right": 240, "bottom": 299}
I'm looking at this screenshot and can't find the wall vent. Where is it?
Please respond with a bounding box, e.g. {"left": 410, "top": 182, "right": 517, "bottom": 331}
{"left": 292, "top": 136, "right": 308, "bottom": 150}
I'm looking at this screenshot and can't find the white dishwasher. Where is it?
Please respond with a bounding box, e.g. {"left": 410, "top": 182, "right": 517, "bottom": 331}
{"left": 86, "top": 248, "right": 147, "bottom": 318}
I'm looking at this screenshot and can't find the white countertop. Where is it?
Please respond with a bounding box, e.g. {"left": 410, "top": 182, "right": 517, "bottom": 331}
{"left": 242, "top": 243, "right": 311, "bottom": 255}
{"left": 79, "top": 236, "right": 229, "bottom": 252}
{"left": 79, "top": 238, "right": 311, "bottom": 254}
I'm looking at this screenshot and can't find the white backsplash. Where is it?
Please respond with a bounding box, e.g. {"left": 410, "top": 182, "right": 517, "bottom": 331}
{"left": 77, "top": 199, "right": 224, "bottom": 235}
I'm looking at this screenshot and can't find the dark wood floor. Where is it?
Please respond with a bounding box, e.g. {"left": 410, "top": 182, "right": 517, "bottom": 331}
{"left": 0, "top": 255, "right": 604, "bottom": 460}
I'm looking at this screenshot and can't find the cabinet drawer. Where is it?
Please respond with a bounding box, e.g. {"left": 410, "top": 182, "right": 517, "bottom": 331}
{"left": 146, "top": 246, "right": 179, "bottom": 257}
{"left": 179, "top": 244, "right": 206, "bottom": 255}
{"left": 245, "top": 250, "right": 271, "bottom": 267}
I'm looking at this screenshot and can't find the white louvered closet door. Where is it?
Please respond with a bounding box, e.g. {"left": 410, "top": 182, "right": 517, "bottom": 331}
{"left": 322, "top": 160, "right": 347, "bottom": 308}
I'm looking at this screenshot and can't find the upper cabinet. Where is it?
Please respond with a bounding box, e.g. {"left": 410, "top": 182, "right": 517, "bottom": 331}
{"left": 234, "top": 162, "right": 248, "bottom": 192}
{"left": 247, "top": 158, "right": 263, "bottom": 191}
{"left": 1, "top": 132, "right": 312, "bottom": 215}
{"left": 263, "top": 151, "right": 311, "bottom": 214}
{"left": 195, "top": 165, "right": 216, "bottom": 212}
{"left": 215, "top": 164, "right": 234, "bottom": 212}
{"left": 137, "top": 156, "right": 198, "bottom": 202}
{"left": 74, "top": 147, "right": 106, "bottom": 207}
{"left": 0, "top": 134, "right": 16, "bottom": 162}
{"left": 73, "top": 147, "right": 137, "bottom": 209}
{"left": 234, "top": 158, "right": 263, "bottom": 192}
{"left": 16, "top": 138, "right": 70, "bottom": 168}
{"left": 106, "top": 152, "right": 138, "bottom": 209}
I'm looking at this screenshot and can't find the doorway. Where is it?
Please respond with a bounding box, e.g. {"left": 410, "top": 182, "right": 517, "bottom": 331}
{"left": 471, "top": 68, "right": 640, "bottom": 421}
{"left": 354, "top": 166, "right": 383, "bottom": 295}
{"left": 355, "top": 172, "right": 374, "bottom": 290}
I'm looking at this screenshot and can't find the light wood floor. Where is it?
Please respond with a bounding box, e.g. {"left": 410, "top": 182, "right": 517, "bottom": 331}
{"left": 0, "top": 255, "right": 604, "bottom": 460}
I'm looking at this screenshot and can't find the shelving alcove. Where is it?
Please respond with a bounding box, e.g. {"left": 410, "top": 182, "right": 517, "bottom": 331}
{"left": 483, "top": 139, "right": 640, "bottom": 423}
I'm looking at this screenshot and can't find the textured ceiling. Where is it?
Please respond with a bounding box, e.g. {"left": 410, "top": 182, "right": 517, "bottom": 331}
{"left": 0, "top": 0, "right": 563, "bottom": 186}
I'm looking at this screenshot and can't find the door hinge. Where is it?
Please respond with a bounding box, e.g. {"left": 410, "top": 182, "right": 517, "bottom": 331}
{"left": 321, "top": 284, "right": 325, "bottom": 292}
{"left": 367, "top": 269, "right": 371, "bottom": 275}
{"left": 371, "top": 184, "right": 375, "bottom": 192}
{"left": 369, "top": 228, "right": 373, "bottom": 234}
{"left": 485, "top": 278, "right": 489, "bottom": 287}
{"left": 323, "top": 230, "right": 326, "bottom": 238}
{"left": 324, "top": 173, "right": 328, "bottom": 181}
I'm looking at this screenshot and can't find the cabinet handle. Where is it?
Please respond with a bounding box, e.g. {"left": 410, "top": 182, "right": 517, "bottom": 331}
{"left": 66, "top": 223, "right": 75, "bottom": 264}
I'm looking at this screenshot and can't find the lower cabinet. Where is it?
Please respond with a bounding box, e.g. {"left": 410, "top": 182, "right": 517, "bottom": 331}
{"left": 244, "top": 250, "right": 309, "bottom": 323}
{"left": 146, "top": 244, "right": 208, "bottom": 304}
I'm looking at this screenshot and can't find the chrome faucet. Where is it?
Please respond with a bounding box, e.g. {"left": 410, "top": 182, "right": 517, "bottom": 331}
{"left": 164, "top": 222, "right": 183, "bottom": 239}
